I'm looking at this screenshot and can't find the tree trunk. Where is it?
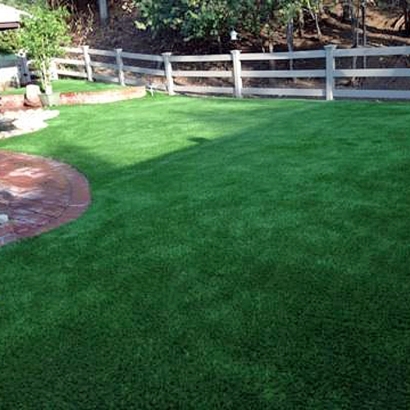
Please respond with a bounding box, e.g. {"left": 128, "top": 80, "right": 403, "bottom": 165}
{"left": 286, "top": 20, "right": 294, "bottom": 72}
{"left": 297, "top": 9, "right": 304, "bottom": 37}
{"left": 98, "top": 0, "right": 108, "bottom": 24}
{"left": 268, "top": 42, "right": 276, "bottom": 87}
{"left": 313, "top": 11, "right": 322, "bottom": 39}
{"left": 341, "top": 0, "right": 351, "bottom": 22}
{"left": 361, "top": 2, "right": 367, "bottom": 68}
{"left": 402, "top": 0, "right": 410, "bottom": 35}
{"left": 350, "top": 1, "right": 359, "bottom": 48}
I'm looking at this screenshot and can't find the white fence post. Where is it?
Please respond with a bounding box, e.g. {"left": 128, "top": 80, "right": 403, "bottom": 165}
{"left": 82, "top": 45, "right": 93, "bottom": 82}
{"left": 115, "top": 48, "right": 125, "bottom": 86}
{"left": 325, "top": 44, "right": 336, "bottom": 101}
{"left": 231, "top": 50, "right": 243, "bottom": 98}
{"left": 162, "top": 52, "right": 175, "bottom": 96}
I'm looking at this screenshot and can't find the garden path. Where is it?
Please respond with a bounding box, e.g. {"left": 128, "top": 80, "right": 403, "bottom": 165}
{"left": 0, "top": 150, "right": 90, "bottom": 246}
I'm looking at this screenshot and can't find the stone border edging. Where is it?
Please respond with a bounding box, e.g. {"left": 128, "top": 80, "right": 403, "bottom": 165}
{"left": 1, "top": 85, "right": 146, "bottom": 111}
{"left": 60, "top": 85, "right": 146, "bottom": 105}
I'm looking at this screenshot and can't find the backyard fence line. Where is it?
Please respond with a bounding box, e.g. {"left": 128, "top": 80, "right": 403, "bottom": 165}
{"left": 10, "top": 44, "right": 410, "bottom": 100}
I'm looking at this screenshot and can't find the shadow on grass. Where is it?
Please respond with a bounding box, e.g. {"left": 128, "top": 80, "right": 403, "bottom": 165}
{"left": 188, "top": 137, "right": 210, "bottom": 144}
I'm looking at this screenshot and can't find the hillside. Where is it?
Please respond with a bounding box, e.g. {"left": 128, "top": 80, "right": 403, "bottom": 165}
{"left": 74, "top": 2, "right": 410, "bottom": 54}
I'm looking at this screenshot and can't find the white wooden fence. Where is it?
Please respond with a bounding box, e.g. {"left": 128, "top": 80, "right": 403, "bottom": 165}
{"left": 25, "top": 45, "right": 410, "bottom": 100}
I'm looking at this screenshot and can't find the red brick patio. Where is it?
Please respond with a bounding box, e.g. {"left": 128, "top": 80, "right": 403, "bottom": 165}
{"left": 0, "top": 150, "right": 90, "bottom": 247}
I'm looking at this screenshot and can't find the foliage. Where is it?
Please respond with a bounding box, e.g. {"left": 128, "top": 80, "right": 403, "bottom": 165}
{"left": 0, "top": 30, "right": 21, "bottom": 54}
{"left": 132, "top": 0, "right": 410, "bottom": 49}
{"left": 0, "top": 0, "right": 48, "bottom": 12}
{"left": 134, "top": 0, "right": 239, "bottom": 41}
{"left": 18, "top": 6, "right": 70, "bottom": 93}
{"left": 133, "top": 0, "right": 321, "bottom": 48}
{"left": 132, "top": 0, "right": 290, "bottom": 47}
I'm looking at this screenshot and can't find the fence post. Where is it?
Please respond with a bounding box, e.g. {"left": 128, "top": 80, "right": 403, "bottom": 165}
{"left": 115, "top": 48, "right": 125, "bottom": 86}
{"left": 231, "top": 50, "right": 243, "bottom": 98}
{"left": 325, "top": 44, "right": 336, "bottom": 101}
{"left": 162, "top": 52, "right": 175, "bottom": 96}
{"left": 82, "top": 45, "right": 93, "bottom": 82}
{"left": 17, "top": 52, "right": 31, "bottom": 85}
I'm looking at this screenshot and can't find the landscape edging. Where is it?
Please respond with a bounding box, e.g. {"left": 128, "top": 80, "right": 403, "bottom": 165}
{"left": 0, "top": 85, "right": 146, "bottom": 111}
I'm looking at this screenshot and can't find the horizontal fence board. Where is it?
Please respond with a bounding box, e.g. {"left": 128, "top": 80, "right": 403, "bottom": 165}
{"left": 57, "top": 69, "right": 87, "bottom": 79}
{"left": 54, "top": 58, "right": 85, "bottom": 66}
{"left": 90, "top": 61, "right": 118, "bottom": 69}
{"left": 334, "top": 89, "right": 410, "bottom": 99}
{"left": 242, "top": 87, "right": 326, "bottom": 97}
{"left": 122, "top": 65, "right": 165, "bottom": 76}
{"left": 93, "top": 73, "right": 119, "bottom": 83}
{"left": 172, "top": 70, "right": 232, "bottom": 78}
{"left": 121, "top": 51, "right": 163, "bottom": 62}
{"left": 334, "top": 68, "right": 410, "bottom": 77}
{"left": 88, "top": 48, "right": 116, "bottom": 57}
{"left": 335, "top": 45, "right": 410, "bottom": 58}
{"left": 240, "top": 50, "right": 326, "bottom": 61}
{"left": 242, "top": 69, "right": 325, "bottom": 78}
{"left": 170, "top": 54, "right": 231, "bottom": 62}
{"left": 174, "top": 85, "right": 234, "bottom": 94}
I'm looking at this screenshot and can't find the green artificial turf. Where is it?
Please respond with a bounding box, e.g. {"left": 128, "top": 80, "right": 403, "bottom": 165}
{"left": 2, "top": 79, "right": 127, "bottom": 95}
{"left": 0, "top": 95, "right": 409, "bottom": 409}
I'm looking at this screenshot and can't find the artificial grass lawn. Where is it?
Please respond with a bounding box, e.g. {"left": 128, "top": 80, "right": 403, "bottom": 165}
{"left": 2, "top": 79, "right": 126, "bottom": 95}
{"left": 0, "top": 95, "right": 409, "bottom": 409}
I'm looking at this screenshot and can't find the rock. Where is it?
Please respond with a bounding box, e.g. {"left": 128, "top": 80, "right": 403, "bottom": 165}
{"left": 0, "top": 214, "right": 9, "bottom": 225}
{"left": 24, "top": 84, "right": 42, "bottom": 108}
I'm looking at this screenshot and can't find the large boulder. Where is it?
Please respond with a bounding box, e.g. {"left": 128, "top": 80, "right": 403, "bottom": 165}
{"left": 24, "top": 84, "right": 42, "bottom": 108}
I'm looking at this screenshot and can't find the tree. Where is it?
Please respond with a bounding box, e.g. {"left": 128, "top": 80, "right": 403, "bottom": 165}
{"left": 19, "top": 6, "right": 70, "bottom": 94}
{"left": 134, "top": 0, "right": 238, "bottom": 43}
{"left": 132, "top": 0, "right": 326, "bottom": 52}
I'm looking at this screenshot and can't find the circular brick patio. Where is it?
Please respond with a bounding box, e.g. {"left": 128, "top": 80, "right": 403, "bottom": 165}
{"left": 0, "top": 150, "right": 90, "bottom": 247}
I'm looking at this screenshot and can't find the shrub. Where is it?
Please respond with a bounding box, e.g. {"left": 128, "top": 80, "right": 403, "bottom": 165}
{"left": 19, "top": 6, "right": 70, "bottom": 93}
{"left": 0, "top": 30, "right": 21, "bottom": 54}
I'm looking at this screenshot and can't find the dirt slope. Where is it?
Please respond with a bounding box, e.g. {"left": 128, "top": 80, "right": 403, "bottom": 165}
{"left": 73, "top": 2, "right": 410, "bottom": 54}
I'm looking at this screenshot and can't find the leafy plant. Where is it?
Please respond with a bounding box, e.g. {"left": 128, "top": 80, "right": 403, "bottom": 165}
{"left": 0, "top": 30, "right": 21, "bottom": 55}
{"left": 19, "top": 6, "right": 70, "bottom": 93}
{"left": 134, "top": 0, "right": 241, "bottom": 42}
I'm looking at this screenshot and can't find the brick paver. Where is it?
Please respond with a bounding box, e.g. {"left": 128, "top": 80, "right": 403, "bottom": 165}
{"left": 0, "top": 150, "right": 90, "bottom": 247}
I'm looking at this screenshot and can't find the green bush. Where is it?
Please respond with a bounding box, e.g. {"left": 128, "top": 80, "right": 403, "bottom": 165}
{"left": 0, "top": 30, "right": 21, "bottom": 54}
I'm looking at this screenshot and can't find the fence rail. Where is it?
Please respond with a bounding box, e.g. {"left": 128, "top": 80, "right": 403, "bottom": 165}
{"left": 5, "top": 45, "right": 410, "bottom": 100}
